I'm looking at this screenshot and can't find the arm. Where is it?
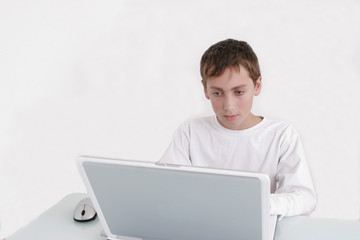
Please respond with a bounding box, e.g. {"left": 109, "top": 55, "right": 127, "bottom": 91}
{"left": 158, "top": 121, "right": 192, "bottom": 165}
{"left": 270, "top": 126, "right": 317, "bottom": 217}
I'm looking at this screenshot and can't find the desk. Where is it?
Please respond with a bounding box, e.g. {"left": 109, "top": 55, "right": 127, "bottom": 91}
{"left": 8, "top": 193, "right": 360, "bottom": 240}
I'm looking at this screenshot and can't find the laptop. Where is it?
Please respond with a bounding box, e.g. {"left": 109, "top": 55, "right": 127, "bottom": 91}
{"left": 77, "top": 156, "right": 277, "bottom": 240}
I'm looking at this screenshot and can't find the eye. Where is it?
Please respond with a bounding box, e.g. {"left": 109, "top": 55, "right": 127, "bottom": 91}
{"left": 212, "top": 92, "right": 222, "bottom": 96}
{"left": 235, "top": 90, "right": 244, "bottom": 96}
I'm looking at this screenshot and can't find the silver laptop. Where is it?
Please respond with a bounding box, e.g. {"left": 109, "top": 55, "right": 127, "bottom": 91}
{"left": 77, "top": 156, "right": 275, "bottom": 240}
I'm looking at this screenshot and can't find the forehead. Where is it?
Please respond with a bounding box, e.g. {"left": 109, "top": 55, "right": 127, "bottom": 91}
{"left": 206, "top": 66, "right": 253, "bottom": 89}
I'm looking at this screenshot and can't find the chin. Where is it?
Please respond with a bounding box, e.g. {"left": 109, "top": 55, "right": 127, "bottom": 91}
{"left": 221, "top": 121, "right": 243, "bottom": 130}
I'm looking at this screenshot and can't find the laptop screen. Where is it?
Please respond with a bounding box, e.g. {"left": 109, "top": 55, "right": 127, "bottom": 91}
{"left": 79, "top": 157, "right": 270, "bottom": 240}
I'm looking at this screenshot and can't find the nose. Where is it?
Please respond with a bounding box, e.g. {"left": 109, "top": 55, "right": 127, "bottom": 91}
{"left": 223, "top": 95, "right": 234, "bottom": 111}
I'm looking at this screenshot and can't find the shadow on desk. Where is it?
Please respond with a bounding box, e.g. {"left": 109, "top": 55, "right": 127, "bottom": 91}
{"left": 8, "top": 193, "right": 360, "bottom": 240}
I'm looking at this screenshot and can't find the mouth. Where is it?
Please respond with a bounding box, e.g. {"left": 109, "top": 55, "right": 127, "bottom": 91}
{"left": 223, "top": 115, "right": 238, "bottom": 121}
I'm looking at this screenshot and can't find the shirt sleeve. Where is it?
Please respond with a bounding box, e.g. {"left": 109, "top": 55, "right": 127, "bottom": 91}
{"left": 270, "top": 125, "right": 317, "bottom": 217}
{"left": 158, "top": 121, "right": 192, "bottom": 165}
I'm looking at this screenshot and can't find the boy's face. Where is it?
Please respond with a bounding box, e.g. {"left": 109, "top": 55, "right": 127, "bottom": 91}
{"left": 204, "top": 65, "right": 262, "bottom": 130}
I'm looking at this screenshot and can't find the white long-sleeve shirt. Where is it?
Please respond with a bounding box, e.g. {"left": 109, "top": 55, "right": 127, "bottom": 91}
{"left": 159, "top": 115, "right": 317, "bottom": 217}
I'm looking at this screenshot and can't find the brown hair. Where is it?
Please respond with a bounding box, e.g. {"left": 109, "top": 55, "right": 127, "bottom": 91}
{"left": 200, "top": 39, "right": 261, "bottom": 86}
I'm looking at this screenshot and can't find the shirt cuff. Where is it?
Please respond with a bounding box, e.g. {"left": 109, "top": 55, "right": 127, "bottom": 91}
{"left": 270, "top": 193, "right": 285, "bottom": 219}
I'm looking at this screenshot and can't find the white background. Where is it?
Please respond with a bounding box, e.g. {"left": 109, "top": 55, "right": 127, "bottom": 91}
{"left": 1, "top": 0, "right": 360, "bottom": 237}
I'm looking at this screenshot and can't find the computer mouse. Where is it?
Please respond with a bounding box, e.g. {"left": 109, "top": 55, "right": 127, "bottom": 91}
{"left": 73, "top": 197, "right": 97, "bottom": 222}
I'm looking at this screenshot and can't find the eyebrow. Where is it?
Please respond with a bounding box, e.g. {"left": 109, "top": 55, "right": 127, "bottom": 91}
{"left": 209, "top": 85, "right": 248, "bottom": 91}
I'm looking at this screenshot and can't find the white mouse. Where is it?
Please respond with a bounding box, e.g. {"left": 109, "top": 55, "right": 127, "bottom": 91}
{"left": 73, "top": 197, "right": 97, "bottom": 222}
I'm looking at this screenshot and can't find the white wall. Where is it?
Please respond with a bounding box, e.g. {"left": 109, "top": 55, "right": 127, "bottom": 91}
{"left": 1, "top": 0, "right": 359, "bottom": 237}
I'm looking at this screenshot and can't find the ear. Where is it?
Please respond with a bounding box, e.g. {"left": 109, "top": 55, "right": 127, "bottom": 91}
{"left": 254, "top": 76, "right": 262, "bottom": 96}
{"left": 202, "top": 80, "right": 210, "bottom": 99}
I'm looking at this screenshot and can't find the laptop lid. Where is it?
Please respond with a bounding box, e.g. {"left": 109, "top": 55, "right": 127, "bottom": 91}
{"left": 77, "top": 156, "right": 271, "bottom": 240}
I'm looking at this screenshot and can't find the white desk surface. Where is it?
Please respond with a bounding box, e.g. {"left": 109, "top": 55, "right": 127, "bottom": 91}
{"left": 8, "top": 193, "right": 360, "bottom": 240}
